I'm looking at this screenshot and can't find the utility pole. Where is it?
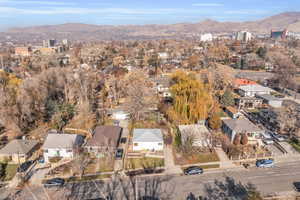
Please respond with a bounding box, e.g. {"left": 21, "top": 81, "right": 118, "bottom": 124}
{"left": 0, "top": 55, "right": 3, "bottom": 69}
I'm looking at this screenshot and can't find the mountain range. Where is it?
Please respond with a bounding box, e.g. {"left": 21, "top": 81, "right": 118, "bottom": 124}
{"left": 3, "top": 12, "right": 300, "bottom": 42}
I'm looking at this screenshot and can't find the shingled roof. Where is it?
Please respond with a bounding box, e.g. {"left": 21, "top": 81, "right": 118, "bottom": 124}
{"left": 86, "top": 126, "right": 122, "bottom": 148}
{"left": 0, "top": 139, "right": 38, "bottom": 155}
{"left": 223, "top": 118, "right": 262, "bottom": 133}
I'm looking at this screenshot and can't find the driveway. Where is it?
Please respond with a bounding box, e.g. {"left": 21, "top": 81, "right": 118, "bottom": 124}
{"left": 163, "top": 135, "right": 181, "bottom": 175}
{"left": 114, "top": 120, "right": 129, "bottom": 171}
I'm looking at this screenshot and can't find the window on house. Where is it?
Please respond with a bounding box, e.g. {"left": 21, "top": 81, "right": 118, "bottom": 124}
{"left": 134, "top": 143, "right": 138, "bottom": 146}
{"left": 158, "top": 143, "right": 162, "bottom": 145}
{"left": 67, "top": 149, "right": 72, "bottom": 153}
{"left": 44, "top": 149, "right": 48, "bottom": 153}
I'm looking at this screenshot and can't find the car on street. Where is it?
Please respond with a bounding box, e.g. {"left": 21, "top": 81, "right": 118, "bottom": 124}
{"left": 263, "top": 139, "right": 274, "bottom": 145}
{"left": 17, "top": 160, "right": 34, "bottom": 173}
{"left": 256, "top": 159, "right": 274, "bottom": 168}
{"left": 120, "top": 137, "right": 127, "bottom": 144}
{"left": 43, "top": 178, "right": 65, "bottom": 187}
{"left": 271, "top": 133, "right": 286, "bottom": 142}
{"left": 183, "top": 166, "right": 203, "bottom": 175}
{"left": 115, "top": 148, "right": 124, "bottom": 159}
{"left": 262, "top": 131, "right": 272, "bottom": 139}
{"left": 293, "top": 182, "right": 300, "bottom": 192}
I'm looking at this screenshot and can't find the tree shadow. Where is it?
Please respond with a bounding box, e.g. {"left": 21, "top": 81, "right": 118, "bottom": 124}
{"left": 202, "top": 176, "right": 262, "bottom": 200}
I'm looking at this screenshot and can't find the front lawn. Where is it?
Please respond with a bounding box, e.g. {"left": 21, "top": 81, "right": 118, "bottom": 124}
{"left": 174, "top": 151, "right": 219, "bottom": 165}
{"left": 289, "top": 138, "right": 300, "bottom": 153}
{"left": 0, "top": 164, "right": 18, "bottom": 181}
{"left": 126, "top": 157, "right": 164, "bottom": 170}
{"left": 85, "top": 157, "right": 114, "bottom": 174}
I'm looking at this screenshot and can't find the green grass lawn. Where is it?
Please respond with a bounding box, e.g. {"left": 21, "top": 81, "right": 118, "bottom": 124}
{"left": 289, "top": 139, "right": 300, "bottom": 153}
{"left": 126, "top": 157, "right": 164, "bottom": 170}
{"left": 2, "top": 164, "right": 18, "bottom": 181}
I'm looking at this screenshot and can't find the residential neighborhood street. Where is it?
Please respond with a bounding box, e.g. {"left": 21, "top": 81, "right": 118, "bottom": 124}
{"left": 7, "top": 160, "right": 300, "bottom": 200}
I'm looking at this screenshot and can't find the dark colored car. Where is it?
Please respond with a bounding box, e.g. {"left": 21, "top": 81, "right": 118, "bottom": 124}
{"left": 184, "top": 166, "right": 203, "bottom": 175}
{"left": 293, "top": 182, "right": 300, "bottom": 192}
{"left": 115, "top": 149, "right": 124, "bottom": 159}
{"left": 17, "top": 160, "right": 33, "bottom": 173}
{"left": 44, "top": 178, "right": 65, "bottom": 187}
{"left": 120, "top": 137, "right": 127, "bottom": 144}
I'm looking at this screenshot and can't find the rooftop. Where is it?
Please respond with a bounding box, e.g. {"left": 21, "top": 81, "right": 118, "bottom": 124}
{"left": 0, "top": 139, "right": 38, "bottom": 155}
{"left": 178, "top": 124, "right": 210, "bottom": 141}
{"left": 43, "top": 133, "right": 83, "bottom": 149}
{"left": 86, "top": 126, "right": 122, "bottom": 147}
{"left": 133, "top": 129, "right": 163, "bottom": 142}
{"left": 223, "top": 118, "right": 262, "bottom": 133}
{"left": 239, "top": 84, "right": 273, "bottom": 92}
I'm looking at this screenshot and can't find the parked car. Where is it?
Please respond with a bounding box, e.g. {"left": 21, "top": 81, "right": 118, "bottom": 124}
{"left": 263, "top": 139, "right": 274, "bottom": 145}
{"left": 256, "top": 159, "right": 274, "bottom": 168}
{"left": 120, "top": 137, "right": 127, "bottom": 144}
{"left": 184, "top": 166, "right": 203, "bottom": 175}
{"left": 17, "top": 160, "right": 33, "bottom": 173}
{"left": 273, "top": 134, "right": 285, "bottom": 142}
{"left": 115, "top": 149, "right": 123, "bottom": 159}
{"left": 262, "top": 131, "right": 272, "bottom": 139}
{"left": 44, "top": 178, "right": 65, "bottom": 187}
{"left": 293, "top": 182, "right": 300, "bottom": 192}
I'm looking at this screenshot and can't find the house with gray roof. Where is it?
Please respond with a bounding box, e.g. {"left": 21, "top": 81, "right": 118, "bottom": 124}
{"left": 222, "top": 118, "right": 264, "bottom": 146}
{"left": 238, "top": 84, "right": 273, "bottom": 97}
{"left": 132, "top": 129, "right": 164, "bottom": 151}
{"left": 0, "top": 139, "right": 38, "bottom": 163}
{"left": 256, "top": 94, "right": 283, "bottom": 108}
{"left": 42, "top": 133, "right": 84, "bottom": 163}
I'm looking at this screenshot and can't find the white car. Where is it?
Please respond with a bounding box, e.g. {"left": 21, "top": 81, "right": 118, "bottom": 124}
{"left": 263, "top": 139, "right": 274, "bottom": 145}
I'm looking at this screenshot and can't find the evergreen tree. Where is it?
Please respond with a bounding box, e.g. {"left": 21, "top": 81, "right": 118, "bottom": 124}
{"left": 220, "top": 89, "right": 235, "bottom": 107}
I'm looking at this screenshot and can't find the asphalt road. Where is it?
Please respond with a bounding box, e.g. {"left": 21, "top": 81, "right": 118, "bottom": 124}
{"left": 7, "top": 160, "right": 300, "bottom": 200}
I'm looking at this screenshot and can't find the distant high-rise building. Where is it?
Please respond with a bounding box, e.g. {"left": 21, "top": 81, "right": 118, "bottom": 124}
{"left": 200, "top": 33, "right": 213, "bottom": 42}
{"left": 270, "top": 29, "right": 288, "bottom": 40}
{"left": 43, "top": 39, "right": 56, "bottom": 47}
{"left": 236, "top": 31, "right": 252, "bottom": 42}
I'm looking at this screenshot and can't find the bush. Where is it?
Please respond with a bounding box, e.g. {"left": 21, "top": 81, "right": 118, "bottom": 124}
{"left": 49, "top": 157, "right": 62, "bottom": 163}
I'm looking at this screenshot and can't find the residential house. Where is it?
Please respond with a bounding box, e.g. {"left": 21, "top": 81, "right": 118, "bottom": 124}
{"left": 0, "top": 139, "right": 38, "bottom": 163}
{"left": 178, "top": 124, "right": 211, "bottom": 147}
{"left": 222, "top": 118, "right": 264, "bottom": 145}
{"left": 256, "top": 94, "right": 283, "bottom": 108}
{"left": 132, "top": 129, "right": 164, "bottom": 151}
{"left": 234, "top": 78, "right": 257, "bottom": 88}
{"left": 85, "top": 126, "right": 122, "bottom": 155}
{"left": 153, "top": 76, "right": 171, "bottom": 98}
{"left": 236, "top": 97, "right": 263, "bottom": 109}
{"left": 42, "top": 133, "right": 84, "bottom": 162}
{"left": 238, "top": 84, "right": 273, "bottom": 97}
{"left": 111, "top": 109, "right": 130, "bottom": 120}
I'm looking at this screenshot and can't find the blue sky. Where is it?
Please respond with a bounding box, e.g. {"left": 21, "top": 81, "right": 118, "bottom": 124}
{"left": 0, "top": 0, "right": 299, "bottom": 30}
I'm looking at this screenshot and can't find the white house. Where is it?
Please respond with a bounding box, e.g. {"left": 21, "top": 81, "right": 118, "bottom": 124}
{"left": 132, "top": 129, "right": 164, "bottom": 151}
{"left": 178, "top": 124, "right": 211, "bottom": 147}
{"left": 256, "top": 94, "right": 283, "bottom": 108}
{"left": 42, "top": 133, "right": 84, "bottom": 162}
{"left": 111, "top": 110, "right": 130, "bottom": 120}
{"left": 200, "top": 33, "right": 213, "bottom": 42}
{"left": 238, "top": 85, "right": 273, "bottom": 97}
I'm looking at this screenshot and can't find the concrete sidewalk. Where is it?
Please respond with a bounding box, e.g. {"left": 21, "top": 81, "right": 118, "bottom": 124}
{"left": 215, "top": 147, "right": 236, "bottom": 168}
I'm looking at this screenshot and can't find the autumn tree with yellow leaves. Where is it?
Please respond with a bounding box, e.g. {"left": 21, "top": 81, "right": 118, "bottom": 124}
{"left": 167, "top": 71, "right": 215, "bottom": 124}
